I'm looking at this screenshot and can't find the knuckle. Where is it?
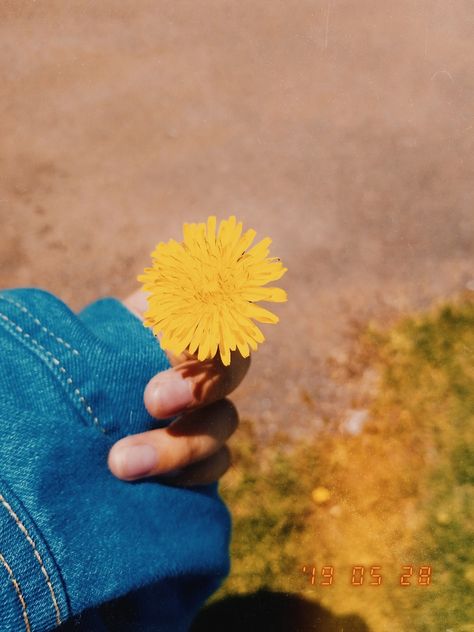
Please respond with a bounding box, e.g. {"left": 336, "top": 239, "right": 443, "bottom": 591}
{"left": 232, "top": 353, "right": 251, "bottom": 388}
{"left": 219, "top": 445, "right": 232, "bottom": 471}
{"left": 184, "top": 434, "right": 206, "bottom": 465}
{"left": 219, "top": 399, "right": 239, "bottom": 433}
{"left": 220, "top": 367, "right": 234, "bottom": 394}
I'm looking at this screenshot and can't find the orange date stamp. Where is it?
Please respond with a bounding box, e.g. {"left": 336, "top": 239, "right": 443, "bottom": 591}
{"left": 301, "top": 565, "right": 432, "bottom": 587}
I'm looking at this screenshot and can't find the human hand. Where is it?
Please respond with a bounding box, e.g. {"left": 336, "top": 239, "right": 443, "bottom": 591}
{"left": 107, "top": 288, "right": 250, "bottom": 486}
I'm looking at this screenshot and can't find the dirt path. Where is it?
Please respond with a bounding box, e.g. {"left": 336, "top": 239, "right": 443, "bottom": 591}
{"left": 1, "top": 1, "right": 473, "bottom": 437}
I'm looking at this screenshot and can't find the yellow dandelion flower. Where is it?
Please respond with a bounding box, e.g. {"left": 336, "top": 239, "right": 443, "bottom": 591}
{"left": 137, "top": 215, "right": 288, "bottom": 366}
{"left": 311, "top": 487, "right": 331, "bottom": 505}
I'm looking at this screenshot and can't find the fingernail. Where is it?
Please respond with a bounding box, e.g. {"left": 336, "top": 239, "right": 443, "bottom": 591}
{"left": 153, "top": 374, "right": 194, "bottom": 413}
{"left": 115, "top": 444, "right": 157, "bottom": 478}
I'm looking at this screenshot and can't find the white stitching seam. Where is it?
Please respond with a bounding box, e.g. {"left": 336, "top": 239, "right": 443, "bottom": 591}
{"left": 0, "top": 310, "right": 105, "bottom": 434}
{"left": 0, "top": 295, "right": 80, "bottom": 356}
{"left": 0, "top": 494, "right": 62, "bottom": 627}
{"left": 0, "top": 550, "right": 31, "bottom": 632}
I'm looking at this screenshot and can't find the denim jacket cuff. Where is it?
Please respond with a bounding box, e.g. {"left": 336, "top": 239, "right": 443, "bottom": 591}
{"left": 0, "top": 287, "right": 230, "bottom": 631}
{"left": 0, "top": 287, "right": 172, "bottom": 441}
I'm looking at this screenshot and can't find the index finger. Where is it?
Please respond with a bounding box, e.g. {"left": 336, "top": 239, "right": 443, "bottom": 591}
{"left": 122, "top": 289, "right": 251, "bottom": 418}
{"left": 144, "top": 346, "right": 250, "bottom": 418}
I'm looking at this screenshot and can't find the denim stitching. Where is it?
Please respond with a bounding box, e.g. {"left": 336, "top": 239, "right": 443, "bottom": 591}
{"left": 0, "top": 550, "right": 31, "bottom": 632}
{"left": 0, "top": 310, "right": 106, "bottom": 434}
{"left": 0, "top": 493, "right": 62, "bottom": 626}
{"left": 0, "top": 295, "right": 80, "bottom": 356}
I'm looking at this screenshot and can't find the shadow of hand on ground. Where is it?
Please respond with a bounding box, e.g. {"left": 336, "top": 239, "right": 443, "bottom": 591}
{"left": 191, "top": 590, "right": 371, "bottom": 632}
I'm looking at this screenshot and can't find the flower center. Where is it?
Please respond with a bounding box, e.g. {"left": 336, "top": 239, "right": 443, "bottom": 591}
{"left": 195, "top": 267, "right": 239, "bottom": 305}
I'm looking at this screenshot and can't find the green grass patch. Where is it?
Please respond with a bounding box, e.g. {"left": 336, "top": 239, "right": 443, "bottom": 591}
{"left": 369, "top": 300, "right": 474, "bottom": 631}
{"left": 211, "top": 297, "right": 474, "bottom": 631}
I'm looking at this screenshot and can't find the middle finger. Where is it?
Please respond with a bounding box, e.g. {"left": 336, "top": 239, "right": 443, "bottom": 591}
{"left": 108, "top": 399, "right": 239, "bottom": 481}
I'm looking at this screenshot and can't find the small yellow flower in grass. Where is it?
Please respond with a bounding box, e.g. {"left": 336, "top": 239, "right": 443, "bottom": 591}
{"left": 137, "top": 215, "right": 288, "bottom": 366}
{"left": 311, "top": 486, "right": 331, "bottom": 505}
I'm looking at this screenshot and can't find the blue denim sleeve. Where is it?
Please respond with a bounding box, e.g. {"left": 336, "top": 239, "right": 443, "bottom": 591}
{"left": 0, "top": 288, "right": 231, "bottom": 632}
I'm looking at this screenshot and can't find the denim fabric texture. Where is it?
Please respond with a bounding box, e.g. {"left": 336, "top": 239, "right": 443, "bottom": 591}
{"left": 0, "top": 288, "right": 231, "bottom": 631}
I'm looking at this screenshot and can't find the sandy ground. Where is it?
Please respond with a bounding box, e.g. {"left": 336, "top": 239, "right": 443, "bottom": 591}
{"left": 1, "top": 1, "right": 473, "bottom": 439}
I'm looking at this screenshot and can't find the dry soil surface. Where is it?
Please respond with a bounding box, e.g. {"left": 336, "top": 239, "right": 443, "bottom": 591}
{"left": 1, "top": 1, "right": 473, "bottom": 439}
